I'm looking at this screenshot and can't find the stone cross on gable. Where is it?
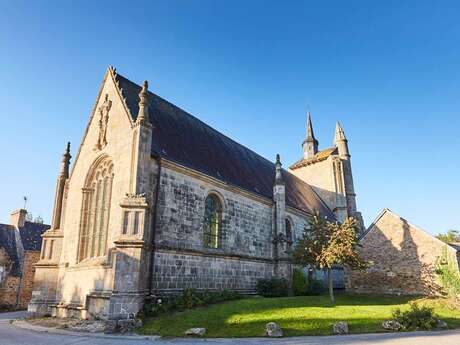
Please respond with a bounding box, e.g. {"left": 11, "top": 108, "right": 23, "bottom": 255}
{"left": 95, "top": 94, "right": 112, "bottom": 150}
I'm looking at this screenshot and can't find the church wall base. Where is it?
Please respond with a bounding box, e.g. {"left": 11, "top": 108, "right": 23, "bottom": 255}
{"left": 152, "top": 250, "right": 275, "bottom": 293}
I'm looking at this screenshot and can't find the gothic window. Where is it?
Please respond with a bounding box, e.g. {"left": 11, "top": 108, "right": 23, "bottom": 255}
{"left": 203, "top": 194, "right": 222, "bottom": 249}
{"left": 78, "top": 157, "right": 114, "bottom": 261}
{"left": 285, "top": 218, "right": 293, "bottom": 248}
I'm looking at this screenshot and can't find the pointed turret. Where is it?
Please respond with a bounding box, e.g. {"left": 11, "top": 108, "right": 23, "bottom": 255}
{"left": 136, "top": 80, "right": 150, "bottom": 126}
{"left": 302, "top": 112, "right": 319, "bottom": 159}
{"left": 59, "top": 142, "right": 71, "bottom": 178}
{"left": 51, "top": 142, "right": 71, "bottom": 230}
{"left": 275, "top": 153, "right": 284, "bottom": 184}
{"left": 334, "top": 122, "right": 349, "bottom": 159}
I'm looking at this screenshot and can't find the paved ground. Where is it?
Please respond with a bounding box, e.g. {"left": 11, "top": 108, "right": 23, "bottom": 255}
{"left": 2, "top": 311, "right": 460, "bottom": 345}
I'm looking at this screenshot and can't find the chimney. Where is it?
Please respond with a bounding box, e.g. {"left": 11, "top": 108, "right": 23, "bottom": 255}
{"left": 10, "top": 209, "right": 27, "bottom": 228}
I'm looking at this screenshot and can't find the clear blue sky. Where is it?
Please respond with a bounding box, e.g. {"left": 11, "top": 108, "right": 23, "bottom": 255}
{"left": 0, "top": 1, "right": 459, "bottom": 234}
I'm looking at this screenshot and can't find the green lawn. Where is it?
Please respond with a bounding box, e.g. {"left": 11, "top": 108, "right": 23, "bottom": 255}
{"left": 139, "top": 294, "right": 460, "bottom": 337}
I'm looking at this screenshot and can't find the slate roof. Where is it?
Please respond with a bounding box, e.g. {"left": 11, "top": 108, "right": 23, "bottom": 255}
{"left": 19, "top": 222, "right": 49, "bottom": 251}
{"left": 0, "top": 224, "right": 20, "bottom": 276}
{"left": 115, "top": 73, "right": 335, "bottom": 219}
{"left": 0, "top": 221, "right": 49, "bottom": 277}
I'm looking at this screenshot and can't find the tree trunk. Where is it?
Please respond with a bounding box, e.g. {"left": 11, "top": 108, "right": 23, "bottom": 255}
{"left": 327, "top": 268, "right": 334, "bottom": 303}
{"left": 287, "top": 262, "right": 294, "bottom": 296}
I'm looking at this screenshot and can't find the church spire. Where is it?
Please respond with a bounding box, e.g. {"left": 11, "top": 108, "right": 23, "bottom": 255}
{"left": 302, "top": 112, "right": 319, "bottom": 159}
{"left": 136, "top": 80, "right": 150, "bottom": 126}
{"left": 334, "top": 122, "right": 349, "bottom": 159}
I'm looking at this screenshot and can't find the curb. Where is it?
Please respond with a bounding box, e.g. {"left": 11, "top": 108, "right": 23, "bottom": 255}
{"left": 12, "top": 320, "right": 161, "bottom": 341}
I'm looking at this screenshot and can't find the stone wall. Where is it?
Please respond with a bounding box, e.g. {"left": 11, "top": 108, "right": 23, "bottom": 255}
{"left": 0, "top": 250, "right": 41, "bottom": 308}
{"left": 153, "top": 250, "right": 273, "bottom": 293}
{"left": 155, "top": 164, "right": 274, "bottom": 259}
{"left": 152, "top": 162, "right": 311, "bottom": 293}
{"left": 346, "top": 209, "right": 457, "bottom": 295}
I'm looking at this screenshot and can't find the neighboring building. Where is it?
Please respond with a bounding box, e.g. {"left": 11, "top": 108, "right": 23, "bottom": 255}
{"left": 346, "top": 209, "right": 459, "bottom": 295}
{"left": 0, "top": 209, "right": 49, "bottom": 308}
{"left": 28, "top": 67, "right": 361, "bottom": 320}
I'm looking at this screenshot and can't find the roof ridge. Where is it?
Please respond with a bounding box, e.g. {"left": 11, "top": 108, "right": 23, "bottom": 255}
{"left": 115, "top": 73, "right": 287, "bottom": 171}
{"left": 114, "top": 72, "right": 335, "bottom": 219}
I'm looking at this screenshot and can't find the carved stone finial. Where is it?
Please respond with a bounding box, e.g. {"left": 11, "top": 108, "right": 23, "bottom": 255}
{"left": 136, "top": 80, "right": 151, "bottom": 126}
{"left": 275, "top": 154, "right": 283, "bottom": 184}
{"left": 108, "top": 65, "right": 117, "bottom": 75}
{"left": 60, "top": 142, "right": 72, "bottom": 178}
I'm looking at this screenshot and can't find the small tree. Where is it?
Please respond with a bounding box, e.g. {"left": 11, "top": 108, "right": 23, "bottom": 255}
{"left": 292, "top": 214, "right": 328, "bottom": 282}
{"left": 293, "top": 215, "right": 366, "bottom": 303}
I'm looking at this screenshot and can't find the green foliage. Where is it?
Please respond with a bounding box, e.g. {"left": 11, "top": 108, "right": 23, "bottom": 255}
{"left": 435, "top": 245, "right": 460, "bottom": 295}
{"left": 305, "top": 278, "right": 327, "bottom": 295}
{"left": 292, "top": 215, "right": 366, "bottom": 302}
{"left": 292, "top": 269, "right": 326, "bottom": 296}
{"left": 139, "top": 294, "right": 460, "bottom": 337}
{"left": 143, "top": 288, "right": 242, "bottom": 317}
{"left": 256, "top": 278, "right": 288, "bottom": 297}
{"left": 436, "top": 229, "right": 460, "bottom": 243}
{"left": 292, "top": 215, "right": 328, "bottom": 268}
{"left": 392, "top": 303, "right": 439, "bottom": 330}
{"left": 292, "top": 216, "right": 366, "bottom": 271}
{"left": 318, "top": 218, "right": 367, "bottom": 270}
{"left": 292, "top": 269, "right": 309, "bottom": 296}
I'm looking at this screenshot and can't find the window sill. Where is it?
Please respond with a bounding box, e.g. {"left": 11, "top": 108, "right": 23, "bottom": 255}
{"left": 69, "top": 255, "right": 112, "bottom": 271}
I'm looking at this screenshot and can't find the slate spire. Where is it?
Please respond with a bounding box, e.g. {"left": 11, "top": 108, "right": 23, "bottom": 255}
{"left": 302, "top": 112, "right": 319, "bottom": 159}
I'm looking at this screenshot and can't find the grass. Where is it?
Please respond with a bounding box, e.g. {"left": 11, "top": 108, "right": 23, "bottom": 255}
{"left": 138, "top": 294, "right": 460, "bottom": 337}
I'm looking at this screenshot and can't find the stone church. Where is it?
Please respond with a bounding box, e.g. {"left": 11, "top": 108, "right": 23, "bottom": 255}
{"left": 28, "top": 67, "right": 361, "bottom": 320}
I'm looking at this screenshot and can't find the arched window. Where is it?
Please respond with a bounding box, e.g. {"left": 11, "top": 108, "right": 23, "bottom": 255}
{"left": 285, "top": 218, "right": 293, "bottom": 248}
{"left": 203, "top": 194, "right": 222, "bottom": 249}
{"left": 78, "top": 157, "right": 114, "bottom": 261}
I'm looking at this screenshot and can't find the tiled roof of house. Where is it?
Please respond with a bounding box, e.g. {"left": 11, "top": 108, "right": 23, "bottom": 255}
{"left": 289, "top": 147, "right": 338, "bottom": 170}
{"left": 115, "top": 73, "right": 335, "bottom": 219}
{"left": 19, "top": 222, "right": 49, "bottom": 251}
{"left": 0, "top": 221, "right": 49, "bottom": 277}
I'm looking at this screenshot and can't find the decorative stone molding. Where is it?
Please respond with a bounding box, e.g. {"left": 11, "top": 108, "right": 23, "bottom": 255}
{"left": 119, "top": 194, "right": 149, "bottom": 239}
{"left": 94, "top": 94, "right": 112, "bottom": 150}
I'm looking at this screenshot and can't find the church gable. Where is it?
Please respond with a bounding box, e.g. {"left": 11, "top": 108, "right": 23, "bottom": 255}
{"left": 59, "top": 67, "right": 139, "bottom": 265}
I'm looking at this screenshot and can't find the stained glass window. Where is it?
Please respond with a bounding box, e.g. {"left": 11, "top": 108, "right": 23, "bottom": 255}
{"left": 78, "top": 157, "right": 113, "bottom": 261}
{"left": 203, "top": 194, "right": 222, "bottom": 249}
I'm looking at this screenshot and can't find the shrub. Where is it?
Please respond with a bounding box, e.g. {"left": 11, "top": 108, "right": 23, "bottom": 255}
{"left": 435, "top": 246, "right": 460, "bottom": 296}
{"left": 143, "top": 289, "right": 242, "bottom": 317}
{"left": 256, "top": 278, "right": 288, "bottom": 297}
{"left": 305, "top": 278, "right": 326, "bottom": 296}
{"left": 392, "top": 303, "right": 439, "bottom": 330}
{"left": 293, "top": 269, "right": 309, "bottom": 296}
